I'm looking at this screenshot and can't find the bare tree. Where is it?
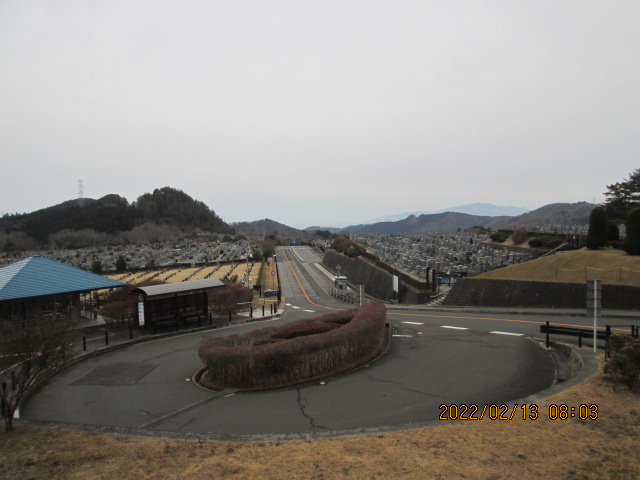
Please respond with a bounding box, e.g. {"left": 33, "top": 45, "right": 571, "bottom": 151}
{"left": 0, "top": 314, "right": 77, "bottom": 432}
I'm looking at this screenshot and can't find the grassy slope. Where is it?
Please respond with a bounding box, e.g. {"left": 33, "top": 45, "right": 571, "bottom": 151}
{"left": 2, "top": 358, "right": 640, "bottom": 480}
{"left": 475, "top": 247, "right": 640, "bottom": 286}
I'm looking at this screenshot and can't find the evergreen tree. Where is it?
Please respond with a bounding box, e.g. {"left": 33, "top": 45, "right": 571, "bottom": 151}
{"left": 115, "top": 255, "right": 127, "bottom": 271}
{"left": 624, "top": 208, "right": 640, "bottom": 255}
{"left": 91, "top": 259, "right": 103, "bottom": 273}
{"left": 604, "top": 168, "right": 640, "bottom": 220}
{"left": 605, "top": 220, "right": 620, "bottom": 242}
{"left": 586, "top": 207, "right": 607, "bottom": 249}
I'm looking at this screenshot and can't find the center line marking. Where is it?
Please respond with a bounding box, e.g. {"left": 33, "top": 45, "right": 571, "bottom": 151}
{"left": 490, "top": 331, "right": 524, "bottom": 336}
{"left": 441, "top": 326, "right": 469, "bottom": 330}
{"left": 402, "top": 321, "right": 424, "bottom": 325}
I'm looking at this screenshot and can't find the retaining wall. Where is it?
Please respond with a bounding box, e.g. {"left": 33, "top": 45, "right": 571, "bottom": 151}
{"left": 443, "top": 278, "right": 640, "bottom": 310}
{"left": 322, "top": 251, "right": 433, "bottom": 304}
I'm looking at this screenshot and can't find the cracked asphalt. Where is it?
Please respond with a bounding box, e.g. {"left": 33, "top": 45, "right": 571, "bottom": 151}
{"left": 21, "top": 313, "right": 555, "bottom": 438}
{"left": 21, "top": 246, "right": 562, "bottom": 439}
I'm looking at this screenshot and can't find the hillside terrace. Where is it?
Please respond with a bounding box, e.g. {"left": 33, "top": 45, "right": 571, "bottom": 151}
{"left": 0, "top": 239, "right": 257, "bottom": 272}
{"left": 354, "top": 232, "right": 548, "bottom": 280}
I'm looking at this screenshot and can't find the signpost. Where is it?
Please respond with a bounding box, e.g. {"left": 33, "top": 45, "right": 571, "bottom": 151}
{"left": 138, "top": 301, "right": 145, "bottom": 327}
{"left": 587, "top": 279, "right": 601, "bottom": 353}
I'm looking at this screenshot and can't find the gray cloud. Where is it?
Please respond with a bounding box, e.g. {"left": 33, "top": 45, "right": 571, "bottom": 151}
{"left": 1, "top": 1, "right": 638, "bottom": 228}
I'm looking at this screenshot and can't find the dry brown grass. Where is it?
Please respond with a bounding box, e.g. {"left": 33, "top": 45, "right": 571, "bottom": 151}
{"left": 2, "top": 356, "right": 639, "bottom": 480}
{"left": 475, "top": 247, "right": 640, "bottom": 286}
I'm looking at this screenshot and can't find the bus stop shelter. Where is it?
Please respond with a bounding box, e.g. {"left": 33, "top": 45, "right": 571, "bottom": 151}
{"left": 129, "top": 278, "right": 224, "bottom": 329}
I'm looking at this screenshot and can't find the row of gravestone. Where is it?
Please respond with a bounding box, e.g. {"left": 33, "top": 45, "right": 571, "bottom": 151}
{"left": 0, "top": 238, "right": 258, "bottom": 272}
{"left": 355, "top": 233, "right": 539, "bottom": 279}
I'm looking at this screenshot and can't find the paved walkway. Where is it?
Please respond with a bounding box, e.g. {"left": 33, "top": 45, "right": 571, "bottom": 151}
{"left": 70, "top": 309, "right": 281, "bottom": 357}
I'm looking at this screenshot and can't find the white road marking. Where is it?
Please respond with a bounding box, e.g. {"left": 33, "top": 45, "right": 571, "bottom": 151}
{"left": 303, "top": 310, "right": 315, "bottom": 313}
{"left": 291, "top": 306, "right": 300, "bottom": 309}
{"left": 392, "top": 334, "right": 412, "bottom": 338}
{"left": 402, "top": 321, "right": 424, "bottom": 325}
{"left": 490, "top": 331, "right": 524, "bottom": 336}
{"left": 441, "top": 326, "right": 469, "bottom": 330}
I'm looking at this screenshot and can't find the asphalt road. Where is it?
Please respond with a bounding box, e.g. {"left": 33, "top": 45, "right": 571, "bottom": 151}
{"left": 22, "top": 246, "right": 609, "bottom": 439}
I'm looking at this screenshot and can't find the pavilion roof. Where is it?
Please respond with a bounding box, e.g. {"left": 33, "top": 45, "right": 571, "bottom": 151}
{"left": 0, "top": 255, "right": 125, "bottom": 302}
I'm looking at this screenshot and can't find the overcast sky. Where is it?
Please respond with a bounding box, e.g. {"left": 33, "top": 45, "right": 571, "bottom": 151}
{"left": 1, "top": 1, "right": 639, "bottom": 228}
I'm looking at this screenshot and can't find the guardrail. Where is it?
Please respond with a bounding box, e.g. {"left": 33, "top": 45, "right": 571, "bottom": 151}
{"left": 540, "top": 321, "right": 639, "bottom": 350}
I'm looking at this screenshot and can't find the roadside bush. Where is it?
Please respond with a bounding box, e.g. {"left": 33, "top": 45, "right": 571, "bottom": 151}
{"left": 100, "top": 279, "right": 166, "bottom": 326}
{"left": 198, "top": 302, "right": 386, "bottom": 390}
{"left": 605, "top": 334, "right": 640, "bottom": 390}
{"left": 208, "top": 283, "right": 253, "bottom": 314}
{"left": 332, "top": 236, "right": 354, "bottom": 253}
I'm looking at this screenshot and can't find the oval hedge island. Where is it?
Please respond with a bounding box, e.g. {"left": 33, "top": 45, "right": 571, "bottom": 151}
{"left": 197, "top": 301, "right": 388, "bottom": 391}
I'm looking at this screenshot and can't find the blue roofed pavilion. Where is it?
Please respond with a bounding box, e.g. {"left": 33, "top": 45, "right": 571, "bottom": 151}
{"left": 0, "top": 255, "right": 125, "bottom": 321}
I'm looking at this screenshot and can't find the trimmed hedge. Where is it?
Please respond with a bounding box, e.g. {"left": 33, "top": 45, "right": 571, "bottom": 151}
{"left": 198, "top": 302, "right": 386, "bottom": 390}
{"left": 271, "top": 322, "right": 342, "bottom": 340}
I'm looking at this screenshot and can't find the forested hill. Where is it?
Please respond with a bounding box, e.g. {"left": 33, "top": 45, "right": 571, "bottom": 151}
{"left": 232, "top": 218, "right": 309, "bottom": 240}
{"left": 0, "top": 187, "right": 233, "bottom": 246}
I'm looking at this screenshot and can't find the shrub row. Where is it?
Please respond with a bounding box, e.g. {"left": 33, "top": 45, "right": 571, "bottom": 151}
{"left": 490, "top": 232, "right": 509, "bottom": 243}
{"left": 527, "top": 236, "right": 564, "bottom": 249}
{"left": 197, "top": 302, "right": 386, "bottom": 390}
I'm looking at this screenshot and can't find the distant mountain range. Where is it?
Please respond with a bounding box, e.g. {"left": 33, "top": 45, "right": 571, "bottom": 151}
{"left": 364, "top": 203, "right": 530, "bottom": 224}
{"left": 0, "top": 188, "right": 598, "bottom": 251}
{"left": 232, "top": 219, "right": 314, "bottom": 240}
{"left": 336, "top": 202, "right": 596, "bottom": 235}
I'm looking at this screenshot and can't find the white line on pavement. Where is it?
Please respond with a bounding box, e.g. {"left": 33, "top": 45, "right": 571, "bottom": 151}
{"left": 490, "top": 331, "right": 524, "bottom": 336}
{"left": 402, "top": 321, "right": 424, "bottom": 325}
{"left": 441, "top": 326, "right": 469, "bottom": 330}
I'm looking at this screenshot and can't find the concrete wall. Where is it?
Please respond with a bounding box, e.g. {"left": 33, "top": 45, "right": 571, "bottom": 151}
{"left": 322, "top": 251, "right": 434, "bottom": 304}
{"left": 443, "top": 278, "right": 640, "bottom": 310}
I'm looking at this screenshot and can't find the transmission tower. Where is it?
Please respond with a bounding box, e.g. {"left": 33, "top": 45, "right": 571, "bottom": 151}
{"left": 78, "top": 180, "right": 84, "bottom": 208}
